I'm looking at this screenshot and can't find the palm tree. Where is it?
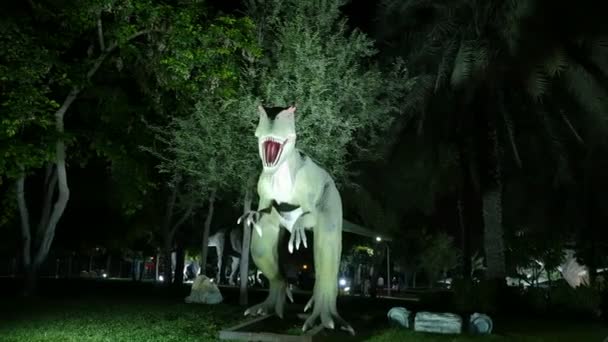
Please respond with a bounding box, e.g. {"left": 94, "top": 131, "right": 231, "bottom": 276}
{"left": 376, "top": 0, "right": 608, "bottom": 280}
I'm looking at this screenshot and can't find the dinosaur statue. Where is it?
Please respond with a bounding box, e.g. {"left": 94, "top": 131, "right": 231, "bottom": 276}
{"left": 207, "top": 226, "right": 243, "bottom": 285}
{"left": 238, "top": 105, "right": 354, "bottom": 335}
{"left": 188, "top": 226, "right": 264, "bottom": 286}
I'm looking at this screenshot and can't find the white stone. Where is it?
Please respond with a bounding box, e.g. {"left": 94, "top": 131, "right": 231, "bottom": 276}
{"left": 185, "top": 275, "right": 223, "bottom": 304}
{"left": 387, "top": 307, "right": 413, "bottom": 328}
{"left": 469, "top": 313, "right": 493, "bottom": 334}
{"left": 414, "top": 311, "right": 462, "bottom": 334}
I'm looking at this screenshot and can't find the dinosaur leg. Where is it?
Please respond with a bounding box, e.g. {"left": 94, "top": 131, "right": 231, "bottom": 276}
{"left": 302, "top": 210, "right": 354, "bottom": 335}
{"left": 215, "top": 238, "right": 224, "bottom": 284}
{"left": 246, "top": 215, "right": 292, "bottom": 318}
{"left": 228, "top": 256, "right": 239, "bottom": 286}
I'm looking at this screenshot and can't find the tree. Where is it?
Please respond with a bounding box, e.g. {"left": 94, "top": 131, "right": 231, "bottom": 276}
{"left": 1, "top": 0, "right": 170, "bottom": 294}
{"left": 141, "top": 11, "right": 260, "bottom": 287}
{"left": 376, "top": 0, "right": 608, "bottom": 281}
{"left": 420, "top": 231, "right": 460, "bottom": 287}
{"left": 244, "top": 0, "right": 409, "bottom": 186}
{"left": 1, "top": 0, "right": 260, "bottom": 293}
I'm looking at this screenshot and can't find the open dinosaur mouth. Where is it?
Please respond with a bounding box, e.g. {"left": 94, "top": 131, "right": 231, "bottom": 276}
{"left": 262, "top": 138, "right": 286, "bottom": 167}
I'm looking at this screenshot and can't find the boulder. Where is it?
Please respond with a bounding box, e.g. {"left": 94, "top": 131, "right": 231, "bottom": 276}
{"left": 185, "top": 275, "right": 223, "bottom": 304}
{"left": 469, "top": 312, "right": 493, "bottom": 335}
{"left": 414, "top": 311, "right": 462, "bottom": 334}
{"left": 387, "top": 307, "right": 413, "bottom": 328}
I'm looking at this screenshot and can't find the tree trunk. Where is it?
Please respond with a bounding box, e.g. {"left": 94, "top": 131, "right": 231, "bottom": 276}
{"left": 583, "top": 147, "right": 598, "bottom": 284}
{"left": 16, "top": 175, "right": 34, "bottom": 294}
{"left": 67, "top": 255, "right": 72, "bottom": 278}
{"left": 105, "top": 255, "right": 111, "bottom": 277}
{"left": 239, "top": 187, "right": 253, "bottom": 306}
{"left": 482, "top": 113, "right": 506, "bottom": 281}
{"left": 412, "top": 271, "right": 417, "bottom": 288}
{"left": 200, "top": 189, "right": 217, "bottom": 276}
{"left": 132, "top": 260, "right": 137, "bottom": 281}
{"left": 24, "top": 264, "right": 38, "bottom": 297}
{"left": 457, "top": 196, "right": 472, "bottom": 280}
{"left": 154, "top": 252, "right": 160, "bottom": 281}
{"left": 173, "top": 244, "right": 185, "bottom": 286}
{"left": 163, "top": 248, "right": 172, "bottom": 285}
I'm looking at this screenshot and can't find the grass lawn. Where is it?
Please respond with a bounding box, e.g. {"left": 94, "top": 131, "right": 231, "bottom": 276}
{"left": 0, "top": 296, "right": 243, "bottom": 342}
{"left": 0, "top": 280, "right": 606, "bottom": 342}
{"left": 2, "top": 297, "right": 607, "bottom": 342}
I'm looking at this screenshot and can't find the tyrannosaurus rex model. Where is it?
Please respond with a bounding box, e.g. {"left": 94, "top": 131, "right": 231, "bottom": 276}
{"left": 237, "top": 105, "right": 354, "bottom": 335}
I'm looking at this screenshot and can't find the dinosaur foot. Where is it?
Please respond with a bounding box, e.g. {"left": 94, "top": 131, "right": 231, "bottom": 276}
{"left": 244, "top": 283, "right": 293, "bottom": 319}
{"left": 301, "top": 295, "right": 355, "bottom": 335}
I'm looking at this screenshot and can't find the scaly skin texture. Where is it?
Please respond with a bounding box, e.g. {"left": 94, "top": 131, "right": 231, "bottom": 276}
{"left": 240, "top": 105, "right": 354, "bottom": 335}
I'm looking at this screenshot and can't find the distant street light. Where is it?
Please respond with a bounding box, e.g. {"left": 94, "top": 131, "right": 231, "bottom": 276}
{"left": 375, "top": 236, "right": 391, "bottom": 296}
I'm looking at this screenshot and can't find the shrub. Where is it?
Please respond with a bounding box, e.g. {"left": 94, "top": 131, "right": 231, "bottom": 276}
{"left": 451, "top": 279, "right": 501, "bottom": 314}
{"left": 549, "top": 283, "right": 601, "bottom": 318}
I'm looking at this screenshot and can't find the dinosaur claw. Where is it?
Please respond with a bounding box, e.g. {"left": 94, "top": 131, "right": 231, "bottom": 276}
{"left": 244, "top": 309, "right": 250, "bottom": 316}
{"left": 344, "top": 326, "right": 356, "bottom": 336}
{"left": 326, "top": 320, "right": 334, "bottom": 330}
{"left": 304, "top": 297, "right": 314, "bottom": 312}
{"left": 286, "top": 287, "right": 294, "bottom": 303}
{"left": 255, "top": 224, "right": 262, "bottom": 237}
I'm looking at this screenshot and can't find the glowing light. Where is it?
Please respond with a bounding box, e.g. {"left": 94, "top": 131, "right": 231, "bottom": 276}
{"left": 339, "top": 278, "right": 346, "bottom": 286}
{"left": 102, "top": 273, "right": 107, "bottom": 278}
{"left": 376, "top": 236, "right": 382, "bottom": 242}
{"left": 344, "top": 287, "right": 350, "bottom": 292}
{"left": 302, "top": 264, "right": 308, "bottom": 270}
{"left": 159, "top": 275, "right": 164, "bottom": 282}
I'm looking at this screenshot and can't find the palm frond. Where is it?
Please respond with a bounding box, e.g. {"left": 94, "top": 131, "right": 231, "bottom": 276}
{"left": 499, "top": 0, "right": 535, "bottom": 55}
{"left": 472, "top": 43, "right": 490, "bottom": 77}
{"left": 401, "top": 74, "right": 435, "bottom": 134}
{"left": 450, "top": 40, "right": 476, "bottom": 87}
{"left": 435, "top": 37, "right": 460, "bottom": 92}
{"left": 543, "top": 47, "right": 569, "bottom": 77}
{"left": 560, "top": 111, "right": 584, "bottom": 146}
{"left": 526, "top": 66, "right": 550, "bottom": 101}
{"left": 562, "top": 63, "right": 608, "bottom": 132}
{"left": 588, "top": 36, "right": 608, "bottom": 79}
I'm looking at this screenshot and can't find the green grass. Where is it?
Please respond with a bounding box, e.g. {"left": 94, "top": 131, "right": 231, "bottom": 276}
{"left": 1, "top": 296, "right": 607, "bottom": 342}
{"left": 0, "top": 297, "right": 243, "bottom": 342}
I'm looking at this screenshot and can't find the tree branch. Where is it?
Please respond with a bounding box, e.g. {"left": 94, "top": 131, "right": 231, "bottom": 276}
{"left": 170, "top": 201, "right": 195, "bottom": 239}
{"left": 35, "top": 141, "right": 70, "bottom": 266}
{"left": 97, "top": 12, "right": 105, "bottom": 52}
{"left": 88, "top": 30, "right": 159, "bottom": 80}
{"left": 163, "top": 185, "right": 178, "bottom": 234}
{"left": 36, "top": 165, "right": 58, "bottom": 242}
{"left": 15, "top": 175, "right": 32, "bottom": 267}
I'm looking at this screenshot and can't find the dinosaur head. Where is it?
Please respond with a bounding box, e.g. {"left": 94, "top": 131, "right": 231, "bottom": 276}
{"left": 255, "top": 105, "right": 297, "bottom": 171}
